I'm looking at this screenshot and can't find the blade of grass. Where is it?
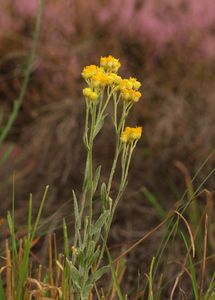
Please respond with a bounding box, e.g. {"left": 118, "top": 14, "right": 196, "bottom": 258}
{"left": 6, "top": 239, "right": 12, "bottom": 300}
{"left": 0, "top": 0, "right": 44, "bottom": 146}
{"left": 147, "top": 256, "right": 155, "bottom": 300}
{"left": 180, "top": 231, "right": 198, "bottom": 300}
{"left": 199, "top": 213, "right": 208, "bottom": 300}
{"left": 27, "top": 193, "right": 33, "bottom": 239}
{"left": 204, "top": 272, "right": 215, "bottom": 300}
{"left": 141, "top": 187, "right": 166, "bottom": 220}
{"left": 0, "top": 144, "right": 14, "bottom": 167}
{"left": 106, "top": 246, "right": 125, "bottom": 300}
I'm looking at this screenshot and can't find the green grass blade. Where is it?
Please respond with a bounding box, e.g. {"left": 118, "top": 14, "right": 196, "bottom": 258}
{"left": 0, "top": 144, "right": 14, "bottom": 167}
{"left": 106, "top": 246, "right": 125, "bottom": 300}
{"left": 141, "top": 187, "right": 166, "bottom": 220}
{"left": 204, "top": 272, "right": 215, "bottom": 300}
{"left": 27, "top": 194, "right": 33, "bottom": 239}
{"left": 0, "top": 0, "right": 44, "bottom": 146}
{"left": 180, "top": 231, "right": 198, "bottom": 300}
{"left": 7, "top": 212, "right": 18, "bottom": 261}
{"left": 31, "top": 185, "right": 49, "bottom": 242}
{"left": 147, "top": 256, "right": 155, "bottom": 300}
{"left": 16, "top": 239, "right": 31, "bottom": 300}
{"left": 63, "top": 218, "right": 69, "bottom": 258}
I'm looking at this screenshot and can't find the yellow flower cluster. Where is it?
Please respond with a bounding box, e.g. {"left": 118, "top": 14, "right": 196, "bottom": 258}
{"left": 100, "top": 55, "right": 121, "bottom": 73}
{"left": 120, "top": 78, "right": 141, "bottom": 90}
{"left": 83, "top": 87, "right": 98, "bottom": 101}
{"left": 120, "top": 77, "right": 141, "bottom": 102}
{"left": 82, "top": 65, "right": 102, "bottom": 80}
{"left": 82, "top": 55, "right": 142, "bottom": 103}
{"left": 120, "top": 127, "right": 142, "bottom": 143}
{"left": 71, "top": 246, "right": 78, "bottom": 256}
{"left": 120, "top": 89, "right": 141, "bottom": 102}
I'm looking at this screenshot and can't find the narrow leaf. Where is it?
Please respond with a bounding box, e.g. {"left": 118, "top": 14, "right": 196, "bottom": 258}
{"left": 67, "top": 260, "right": 81, "bottom": 289}
{"left": 91, "top": 210, "right": 110, "bottom": 235}
{"left": 93, "top": 165, "right": 101, "bottom": 194}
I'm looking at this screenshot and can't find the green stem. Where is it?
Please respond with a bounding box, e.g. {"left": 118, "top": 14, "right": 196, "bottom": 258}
{"left": 87, "top": 103, "right": 97, "bottom": 233}
{"left": 0, "top": 0, "right": 43, "bottom": 145}
{"left": 97, "top": 141, "right": 137, "bottom": 269}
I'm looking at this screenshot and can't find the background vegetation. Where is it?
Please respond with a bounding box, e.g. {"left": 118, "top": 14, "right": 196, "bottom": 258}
{"left": 0, "top": 0, "right": 214, "bottom": 299}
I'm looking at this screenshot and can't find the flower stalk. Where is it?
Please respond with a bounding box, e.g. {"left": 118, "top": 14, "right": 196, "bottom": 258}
{"left": 69, "top": 55, "right": 143, "bottom": 299}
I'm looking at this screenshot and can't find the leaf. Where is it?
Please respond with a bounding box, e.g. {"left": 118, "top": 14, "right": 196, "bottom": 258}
{"left": 67, "top": 260, "right": 81, "bottom": 289}
{"left": 91, "top": 210, "right": 110, "bottom": 235}
{"left": 93, "top": 165, "right": 101, "bottom": 194}
{"left": 73, "top": 190, "right": 80, "bottom": 230}
{"left": 92, "top": 265, "right": 109, "bottom": 282}
{"left": 77, "top": 249, "right": 85, "bottom": 269}
{"left": 82, "top": 284, "right": 93, "bottom": 299}
{"left": 88, "top": 248, "right": 100, "bottom": 266}
{"left": 93, "top": 229, "right": 101, "bottom": 244}
{"left": 82, "top": 160, "right": 89, "bottom": 192}
{"left": 85, "top": 241, "right": 96, "bottom": 265}
{"left": 100, "top": 182, "right": 107, "bottom": 207}
{"left": 94, "top": 115, "right": 106, "bottom": 137}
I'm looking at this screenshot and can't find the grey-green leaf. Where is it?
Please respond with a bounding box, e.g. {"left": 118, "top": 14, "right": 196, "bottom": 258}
{"left": 91, "top": 210, "right": 110, "bottom": 235}
{"left": 100, "top": 182, "right": 107, "bottom": 207}
{"left": 73, "top": 190, "right": 80, "bottom": 230}
{"left": 90, "top": 266, "right": 109, "bottom": 283}
{"left": 82, "top": 284, "right": 93, "bottom": 299}
{"left": 93, "top": 165, "right": 101, "bottom": 194}
{"left": 67, "top": 260, "right": 81, "bottom": 289}
{"left": 94, "top": 116, "right": 105, "bottom": 137}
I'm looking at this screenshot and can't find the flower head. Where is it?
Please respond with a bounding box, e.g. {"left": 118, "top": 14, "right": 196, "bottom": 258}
{"left": 120, "top": 127, "right": 142, "bottom": 143}
{"left": 82, "top": 56, "right": 142, "bottom": 103}
{"left": 128, "top": 77, "right": 141, "bottom": 90}
{"left": 91, "top": 70, "right": 109, "bottom": 88}
{"left": 119, "top": 78, "right": 141, "bottom": 90}
{"left": 83, "top": 87, "right": 98, "bottom": 101}
{"left": 71, "top": 246, "right": 78, "bottom": 256}
{"left": 82, "top": 65, "right": 102, "bottom": 80}
{"left": 121, "top": 88, "right": 141, "bottom": 102}
{"left": 120, "top": 79, "right": 133, "bottom": 90}
{"left": 100, "top": 55, "right": 121, "bottom": 73}
{"left": 107, "top": 73, "right": 122, "bottom": 85}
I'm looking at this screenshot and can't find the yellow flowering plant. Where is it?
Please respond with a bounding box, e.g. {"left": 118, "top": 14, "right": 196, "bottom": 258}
{"left": 67, "top": 55, "right": 142, "bottom": 299}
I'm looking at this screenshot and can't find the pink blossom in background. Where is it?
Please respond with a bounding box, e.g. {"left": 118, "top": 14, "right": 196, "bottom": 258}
{"left": 14, "top": 0, "right": 38, "bottom": 18}
{"left": 98, "top": 0, "right": 215, "bottom": 57}
{"left": 0, "top": 0, "right": 215, "bottom": 59}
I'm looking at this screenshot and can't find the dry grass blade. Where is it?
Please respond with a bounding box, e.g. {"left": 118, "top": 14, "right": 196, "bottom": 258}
{"left": 174, "top": 210, "right": 195, "bottom": 258}
{"left": 26, "top": 277, "right": 63, "bottom": 299}
{"left": 170, "top": 259, "right": 196, "bottom": 300}
{"left": 114, "top": 215, "right": 171, "bottom": 263}
{"left": 37, "top": 264, "right": 42, "bottom": 282}
{"left": 48, "top": 235, "right": 54, "bottom": 298}
{"left": 170, "top": 274, "right": 181, "bottom": 300}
